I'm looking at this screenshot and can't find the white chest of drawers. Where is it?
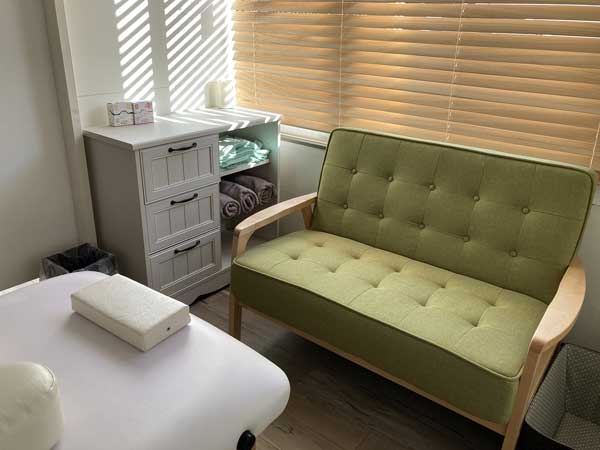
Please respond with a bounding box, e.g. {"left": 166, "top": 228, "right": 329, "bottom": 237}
{"left": 83, "top": 108, "right": 280, "bottom": 303}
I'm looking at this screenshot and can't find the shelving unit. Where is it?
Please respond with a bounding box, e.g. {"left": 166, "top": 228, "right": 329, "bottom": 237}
{"left": 218, "top": 119, "right": 280, "bottom": 243}
{"left": 83, "top": 107, "right": 280, "bottom": 305}
{"left": 220, "top": 159, "right": 271, "bottom": 177}
{"left": 210, "top": 120, "right": 281, "bottom": 300}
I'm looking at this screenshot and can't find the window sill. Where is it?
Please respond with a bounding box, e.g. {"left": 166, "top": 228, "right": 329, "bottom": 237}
{"left": 281, "top": 125, "right": 328, "bottom": 148}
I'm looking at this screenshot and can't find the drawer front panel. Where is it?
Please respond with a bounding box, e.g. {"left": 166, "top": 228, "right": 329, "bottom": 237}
{"left": 145, "top": 184, "right": 219, "bottom": 253}
{"left": 141, "top": 135, "right": 218, "bottom": 203}
{"left": 149, "top": 230, "right": 221, "bottom": 296}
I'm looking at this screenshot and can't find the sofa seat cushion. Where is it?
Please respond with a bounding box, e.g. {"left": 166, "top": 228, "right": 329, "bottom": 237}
{"left": 232, "top": 230, "right": 547, "bottom": 424}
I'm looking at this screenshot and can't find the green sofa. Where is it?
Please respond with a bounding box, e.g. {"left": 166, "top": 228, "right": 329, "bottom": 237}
{"left": 229, "top": 128, "right": 595, "bottom": 450}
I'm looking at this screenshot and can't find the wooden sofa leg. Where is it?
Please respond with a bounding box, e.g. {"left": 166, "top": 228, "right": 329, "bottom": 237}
{"left": 501, "top": 352, "right": 540, "bottom": 450}
{"left": 502, "top": 420, "right": 523, "bottom": 450}
{"left": 501, "top": 346, "right": 554, "bottom": 450}
{"left": 229, "top": 293, "right": 242, "bottom": 339}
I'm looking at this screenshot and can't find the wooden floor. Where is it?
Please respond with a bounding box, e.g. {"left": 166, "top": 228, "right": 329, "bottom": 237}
{"left": 191, "top": 289, "right": 505, "bottom": 450}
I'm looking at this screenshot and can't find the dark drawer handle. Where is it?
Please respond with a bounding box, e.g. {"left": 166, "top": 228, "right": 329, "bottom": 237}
{"left": 168, "top": 142, "right": 197, "bottom": 152}
{"left": 174, "top": 240, "right": 200, "bottom": 255}
{"left": 170, "top": 193, "right": 198, "bottom": 206}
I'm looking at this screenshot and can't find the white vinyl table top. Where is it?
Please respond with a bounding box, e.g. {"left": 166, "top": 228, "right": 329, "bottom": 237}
{"left": 0, "top": 272, "right": 289, "bottom": 450}
{"left": 83, "top": 107, "right": 281, "bottom": 151}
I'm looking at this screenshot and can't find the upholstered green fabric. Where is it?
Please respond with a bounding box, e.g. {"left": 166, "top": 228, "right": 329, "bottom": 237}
{"left": 231, "top": 129, "right": 596, "bottom": 425}
{"left": 232, "top": 230, "right": 547, "bottom": 424}
{"left": 313, "top": 129, "right": 596, "bottom": 303}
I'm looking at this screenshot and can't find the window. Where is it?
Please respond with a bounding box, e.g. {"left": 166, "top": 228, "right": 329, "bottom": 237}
{"left": 233, "top": 0, "right": 600, "bottom": 168}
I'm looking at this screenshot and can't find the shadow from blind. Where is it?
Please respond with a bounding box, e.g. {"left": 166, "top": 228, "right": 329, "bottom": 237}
{"left": 114, "top": 0, "right": 155, "bottom": 102}
{"left": 164, "top": 0, "right": 233, "bottom": 111}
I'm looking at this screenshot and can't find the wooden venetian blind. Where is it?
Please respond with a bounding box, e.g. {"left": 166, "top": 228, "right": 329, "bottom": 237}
{"left": 233, "top": 0, "right": 600, "bottom": 169}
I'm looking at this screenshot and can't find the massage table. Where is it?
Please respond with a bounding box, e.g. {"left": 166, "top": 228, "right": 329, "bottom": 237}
{"left": 0, "top": 272, "right": 290, "bottom": 450}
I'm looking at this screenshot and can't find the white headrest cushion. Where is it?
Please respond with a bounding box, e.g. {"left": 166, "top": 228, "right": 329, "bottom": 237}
{"left": 0, "top": 362, "right": 63, "bottom": 450}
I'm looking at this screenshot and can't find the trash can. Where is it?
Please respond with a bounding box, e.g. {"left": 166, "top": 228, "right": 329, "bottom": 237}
{"left": 40, "top": 243, "right": 117, "bottom": 280}
{"left": 519, "top": 344, "right": 600, "bottom": 450}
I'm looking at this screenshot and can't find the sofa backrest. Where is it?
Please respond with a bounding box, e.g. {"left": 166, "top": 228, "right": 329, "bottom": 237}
{"left": 312, "top": 128, "right": 596, "bottom": 303}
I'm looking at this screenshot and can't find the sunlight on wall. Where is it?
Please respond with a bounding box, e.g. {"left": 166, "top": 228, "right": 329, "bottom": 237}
{"left": 164, "top": 0, "right": 234, "bottom": 111}
{"left": 111, "top": 0, "right": 233, "bottom": 113}
{"left": 115, "top": 0, "right": 155, "bottom": 102}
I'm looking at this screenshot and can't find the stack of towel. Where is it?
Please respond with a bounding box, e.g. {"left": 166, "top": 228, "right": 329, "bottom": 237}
{"left": 219, "top": 136, "right": 270, "bottom": 171}
{"left": 220, "top": 175, "right": 276, "bottom": 219}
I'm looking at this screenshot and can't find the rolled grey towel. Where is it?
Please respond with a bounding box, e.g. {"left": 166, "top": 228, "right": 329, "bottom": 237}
{"left": 229, "top": 174, "right": 275, "bottom": 205}
{"left": 220, "top": 180, "right": 258, "bottom": 214}
{"left": 220, "top": 193, "right": 241, "bottom": 219}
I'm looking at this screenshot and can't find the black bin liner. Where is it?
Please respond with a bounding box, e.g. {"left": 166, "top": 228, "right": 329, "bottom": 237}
{"left": 519, "top": 344, "right": 600, "bottom": 450}
{"left": 40, "top": 243, "right": 117, "bottom": 280}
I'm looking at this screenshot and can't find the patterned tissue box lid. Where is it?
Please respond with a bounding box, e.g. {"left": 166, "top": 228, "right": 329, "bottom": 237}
{"left": 133, "top": 101, "right": 154, "bottom": 124}
{"left": 107, "top": 102, "right": 133, "bottom": 127}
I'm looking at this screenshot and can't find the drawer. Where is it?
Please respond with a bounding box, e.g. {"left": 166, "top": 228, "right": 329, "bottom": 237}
{"left": 140, "top": 135, "right": 219, "bottom": 204}
{"left": 149, "top": 230, "right": 221, "bottom": 296}
{"left": 145, "top": 184, "right": 219, "bottom": 253}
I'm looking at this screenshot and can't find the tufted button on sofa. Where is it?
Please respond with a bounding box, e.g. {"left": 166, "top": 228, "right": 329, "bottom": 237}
{"left": 229, "top": 128, "right": 596, "bottom": 450}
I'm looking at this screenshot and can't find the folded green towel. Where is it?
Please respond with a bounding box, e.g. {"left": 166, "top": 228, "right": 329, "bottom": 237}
{"left": 219, "top": 136, "right": 270, "bottom": 170}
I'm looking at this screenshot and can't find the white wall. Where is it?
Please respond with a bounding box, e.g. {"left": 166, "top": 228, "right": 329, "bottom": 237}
{"left": 568, "top": 204, "right": 600, "bottom": 351}
{"left": 64, "top": 0, "right": 233, "bottom": 128}
{"left": 279, "top": 139, "right": 326, "bottom": 235}
{"left": 279, "top": 139, "right": 600, "bottom": 351}
{"left": 0, "top": 0, "right": 79, "bottom": 289}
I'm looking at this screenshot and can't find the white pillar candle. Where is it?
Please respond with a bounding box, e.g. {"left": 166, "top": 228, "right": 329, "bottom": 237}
{"left": 206, "top": 80, "right": 236, "bottom": 108}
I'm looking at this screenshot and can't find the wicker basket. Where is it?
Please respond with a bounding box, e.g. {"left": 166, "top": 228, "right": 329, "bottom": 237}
{"left": 519, "top": 344, "right": 600, "bottom": 450}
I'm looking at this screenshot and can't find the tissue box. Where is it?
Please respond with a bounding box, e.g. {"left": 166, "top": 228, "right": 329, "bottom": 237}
{"left": 133, "top": 101, "right": 154, "bottom": 124}
{"left": 71, "top": 274, "right": 190, "bottom": 351}
{"left": 107, "top": 102, "right": 134, "bottom": 127}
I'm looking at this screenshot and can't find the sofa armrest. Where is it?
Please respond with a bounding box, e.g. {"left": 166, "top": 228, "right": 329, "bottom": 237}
{"left": 530, "top": 257, "right": 586, "bottom": 355}
{"left": 503, "top": 258, "right": 586, "bottom": 448}
{"left": 231, "top": 193, "right": 317, "bottom": 258}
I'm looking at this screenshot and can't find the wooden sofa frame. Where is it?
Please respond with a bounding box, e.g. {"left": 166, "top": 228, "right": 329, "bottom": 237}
{"left": 228, "top": 192, "right": 586, "bottom": 450}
